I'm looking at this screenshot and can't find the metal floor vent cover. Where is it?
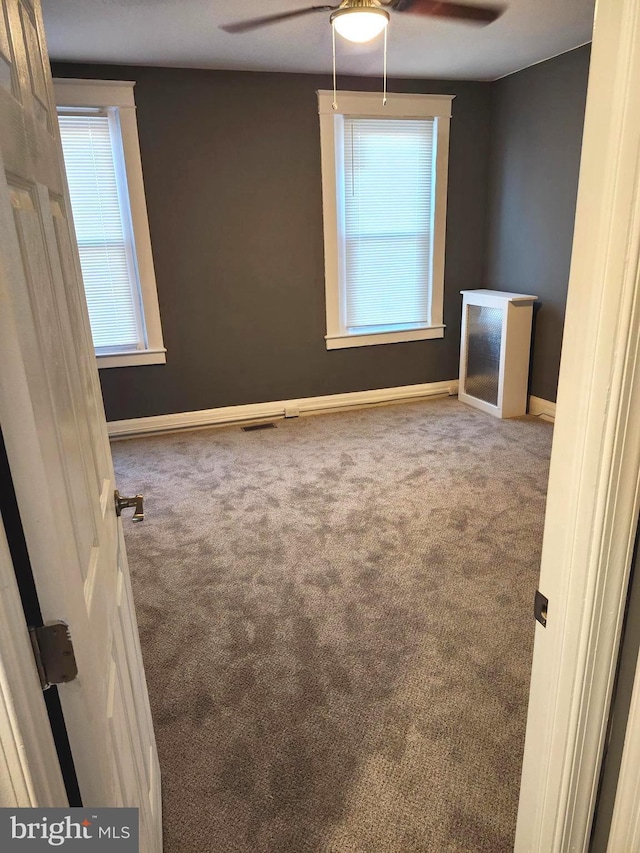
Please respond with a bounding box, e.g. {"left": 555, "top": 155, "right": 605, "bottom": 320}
{"left": 242, "top": 422, "right": 277, "bottom": 432}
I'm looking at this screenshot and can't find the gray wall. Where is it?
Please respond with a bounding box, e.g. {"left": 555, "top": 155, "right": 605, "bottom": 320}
{"left": 54, "top": 48, "right": 592, "bottom": 420}
{"left": 52, "top": 64, "right": 493, "bottom": 421}
{"left": 485, "top": 45, "right": 591, "bottom": 403}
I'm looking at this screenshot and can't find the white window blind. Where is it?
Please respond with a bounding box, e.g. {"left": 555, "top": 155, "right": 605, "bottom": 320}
{"left": 58, "top": 111, "right": 144, "bottom": 352}
{"left": 342, "top": 117, "right": 436, "bottom": 333}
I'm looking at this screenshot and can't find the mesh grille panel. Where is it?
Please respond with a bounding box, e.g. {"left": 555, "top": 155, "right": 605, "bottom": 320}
{"left": 465, "top": 305, "right": 503, "bottom": 405}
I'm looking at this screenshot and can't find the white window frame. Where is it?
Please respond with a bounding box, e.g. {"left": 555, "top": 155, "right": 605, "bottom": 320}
{"left": 318, "top": 90, "right": 453, "bottom": 350}
{"left": 53, "top": 78, "right": 166, "bottom": 369}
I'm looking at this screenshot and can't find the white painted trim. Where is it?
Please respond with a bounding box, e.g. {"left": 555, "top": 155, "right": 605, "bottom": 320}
{"left": 515, "top": 0, "right": 640, "bottom": 848}
{"left": 317, "top": 90, "right": 452, "bottom": 350}
{"left": 325, "top": 325, "right": 444, "bottom": 349}
{"left": 460, "top": 288, "right": 538, "bottom": 306}
{"left": 317, "top": 90, "right": 454, "bottom": 118}
{"left": 116, "top": 95, "right": 165, "bottom": 362}
{"left": 107, "top": 380, "right": 458, "bottom": 438}
{"left": 53, "top": 79, "right": 166, "bottom": 368}
{"left": 607, "top": 647, "right": 640, "bottom": 852}
{"left": 0, "top": 513, "right": 67, "bottom": 807}
{"left": 458, "top": 391, "right": 501, "bottom": 418}
{"left": 97, "top": 348, "right": 167, "bottom": 369}
{"left": 430, "top": 114, "right": 450, "bottom": 332}
{"left": 528, "top": 396, "right": 556, "bottom": 421}
{"left": 53, "top": 78, "right": 136, "bottom": 108}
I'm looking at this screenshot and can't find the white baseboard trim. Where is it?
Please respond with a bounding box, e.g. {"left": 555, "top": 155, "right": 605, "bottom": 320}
{"left": 108, "top": 380, "right": 459, "bottom": 439}
{"left": 529, "top": 395, "right": 556, "bottom": 422}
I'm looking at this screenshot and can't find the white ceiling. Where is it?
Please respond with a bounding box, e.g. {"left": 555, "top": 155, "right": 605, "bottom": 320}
{"left": 41, "top": 0, "right": 594, "bottom": 82}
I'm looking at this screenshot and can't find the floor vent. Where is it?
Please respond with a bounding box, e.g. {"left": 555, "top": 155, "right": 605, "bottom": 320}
{"left": 242, "top": 422, "right": 277, "bottom": 432}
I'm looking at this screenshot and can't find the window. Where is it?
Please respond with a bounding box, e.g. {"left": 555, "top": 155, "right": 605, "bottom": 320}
{"left": 318, "top": 91, "right": 453, "bottom": 349}
{"left": 54, "top": 79, "right": 165, "bottom": 368}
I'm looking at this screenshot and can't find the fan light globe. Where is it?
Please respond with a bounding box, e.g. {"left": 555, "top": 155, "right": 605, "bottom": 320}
{"left": 331, "top": 8, "right": 389, "bottom": 43}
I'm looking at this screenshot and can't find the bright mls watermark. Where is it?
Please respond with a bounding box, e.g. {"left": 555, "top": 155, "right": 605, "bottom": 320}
{"left": 0, "top": 809, "right": 138, "bottom": 851}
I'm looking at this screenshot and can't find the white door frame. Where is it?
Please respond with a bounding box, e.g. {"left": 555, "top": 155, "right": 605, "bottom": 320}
{"left": 515, "top": 0, "right": 640, "bottom": 849}
{"left": 0, "top": 511, "right": 67, "bottom": 808}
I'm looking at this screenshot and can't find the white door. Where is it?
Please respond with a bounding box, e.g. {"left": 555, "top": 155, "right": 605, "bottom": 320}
{"left": 0, "top": 0, "right": 162, "bottom": 849}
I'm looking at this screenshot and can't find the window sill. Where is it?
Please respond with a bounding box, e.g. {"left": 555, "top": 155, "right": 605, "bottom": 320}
{"left": 96, "top": 348, "right": 167, "bottom": 369}
{"left": 325, "top": 325, "right": 445, "bottom": 350}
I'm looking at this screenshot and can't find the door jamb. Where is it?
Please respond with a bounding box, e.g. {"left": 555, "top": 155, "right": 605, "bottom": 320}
{"left": 515, "top": 0, "right": 640, "bottom": 849}
{"left": 607, "top": 616, "right": 640, "bottom": 849}
{"left": 0, "top": 508, "right": 67, "bottom": 807}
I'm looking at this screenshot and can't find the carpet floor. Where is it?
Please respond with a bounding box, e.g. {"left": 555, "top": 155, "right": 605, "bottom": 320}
{"left": 112, "top": 397, "right": 553, "bottom": 853}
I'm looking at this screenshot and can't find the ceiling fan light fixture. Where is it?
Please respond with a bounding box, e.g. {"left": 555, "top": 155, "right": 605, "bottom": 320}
{"left": 331, "top": 7, "right": 389, "bottom": 43}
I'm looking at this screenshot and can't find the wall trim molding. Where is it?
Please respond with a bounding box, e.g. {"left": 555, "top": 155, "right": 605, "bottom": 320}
{"left": 108, "top": 380, "right": 459, "bottom": 439}
{"left": 528, "top": 395, "right": 556, "bottom": 421}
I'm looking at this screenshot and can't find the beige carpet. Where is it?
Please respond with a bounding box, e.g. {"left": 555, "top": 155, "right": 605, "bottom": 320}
{"left": 112, "top": 397, "right": 553, "bottom": 853}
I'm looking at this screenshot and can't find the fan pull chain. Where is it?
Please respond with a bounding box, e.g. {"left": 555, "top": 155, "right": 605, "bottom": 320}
{"left": 331, "top": 21, "right": 387, "bottom": 110}
{"left": 383, "top": 26, "right": 387, "bottom": 106}
{"left": 332, "top": 25, "right": 338, "bottom": 110}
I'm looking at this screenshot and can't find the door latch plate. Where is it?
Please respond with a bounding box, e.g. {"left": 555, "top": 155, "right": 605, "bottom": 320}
{"left": 534, "top": 590, "right": 548, "bottom": 627}
{"left": 29, "top": 621, "right": 78, "bottom": 690}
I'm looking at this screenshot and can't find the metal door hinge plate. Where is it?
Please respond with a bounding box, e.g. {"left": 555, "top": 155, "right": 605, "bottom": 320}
{"left": 534, "top": 590, "right": 548, "bottom": 627}
{"left": 29, "top": 622, "right": 78, "bottom": 690}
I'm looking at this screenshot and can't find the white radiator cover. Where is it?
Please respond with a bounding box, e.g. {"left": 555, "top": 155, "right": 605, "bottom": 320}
{"left": 458, "top": 289, "right": 537, "bottom": 419}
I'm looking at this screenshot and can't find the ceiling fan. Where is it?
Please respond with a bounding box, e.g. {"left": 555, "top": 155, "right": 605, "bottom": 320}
{"left": 221, "top": 0, "right": 504, "bottom": 41}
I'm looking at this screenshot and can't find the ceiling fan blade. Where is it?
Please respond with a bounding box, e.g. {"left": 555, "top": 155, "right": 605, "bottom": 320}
{"left": 221, "top": 5, "right": 338, "bottom": 34}
{"left": 390, "top": 0, "right": 504, "bottom": 24}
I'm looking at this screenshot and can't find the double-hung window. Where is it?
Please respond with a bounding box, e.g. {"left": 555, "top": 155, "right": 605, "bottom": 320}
{"left": 318, "top": 91, "right": 453, "bottom": 349}
{"left": 54, "top": 79, "right": 165, "bottom": 368}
